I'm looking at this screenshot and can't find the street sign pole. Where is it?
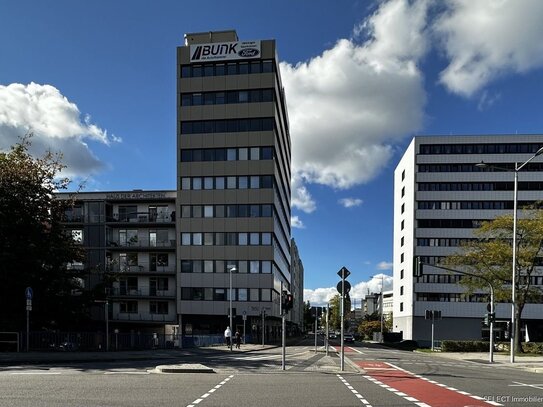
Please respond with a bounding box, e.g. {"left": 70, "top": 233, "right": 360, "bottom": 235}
{"left": 25, "top": 287, "right": 33, "bottom": 352}
{"left": 340, "top": 280, "right": 345, "bottom": 371}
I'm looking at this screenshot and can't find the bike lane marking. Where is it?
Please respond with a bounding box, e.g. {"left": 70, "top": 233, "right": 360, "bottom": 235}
{"left": 186, "top": 374, "right": 234, "bottom": 407}
{"left": 337, "top": 374, "right": 373, "bottom": 406}
{"left": 358, "top": 361, "right": 502, "bottom": 407}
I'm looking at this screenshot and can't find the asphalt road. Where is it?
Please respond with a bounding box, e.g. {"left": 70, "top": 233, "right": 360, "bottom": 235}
{"left": 1, "top": 340, "right": 542, "bottom": 407}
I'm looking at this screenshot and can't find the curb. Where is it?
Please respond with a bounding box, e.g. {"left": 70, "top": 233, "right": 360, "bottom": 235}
{"left": 153, "top": 364, "right": 214, "bottom": 374}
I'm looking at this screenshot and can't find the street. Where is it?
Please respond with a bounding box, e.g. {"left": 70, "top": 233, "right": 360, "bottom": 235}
{"left": 1, "top": 339, "right": 542, "bottom": 407}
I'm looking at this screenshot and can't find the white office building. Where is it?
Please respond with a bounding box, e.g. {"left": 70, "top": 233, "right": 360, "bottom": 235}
{"left": 394, "top": 135, "right": 543, "bottom": 343}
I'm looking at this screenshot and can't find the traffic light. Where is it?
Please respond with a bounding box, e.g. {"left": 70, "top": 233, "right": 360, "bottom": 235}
{"left": 488, "top": 312, "right": 495, "bottom": 323}
{"left": 483, "top": 313, "right": 491, "bottom": 326}
{"left": 285, "top": 293, "right": 294, "bottom": 311}
{"left": 413, "top": 256, "right": 423, "bottom": 277}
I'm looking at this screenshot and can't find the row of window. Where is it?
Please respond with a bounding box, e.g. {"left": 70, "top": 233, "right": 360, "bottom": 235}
{"left": 418, "top": 274, "right": 463, "bottom": 284}
{"left": 181, "top": 287, "right": 272, "bottom": 302}
{"left": 181, "top": 146, "right": 273, "bottom": 162}
{"left": 180, "top": 259, "right": 272, "bottom": 274}
{"left": 418, "top": 163, "right": 543, "bottom": 172}
{"left": 181, "top": 204, "right": 272, "bottom": 219}
{"left": 416, "top": 293, "right": 488, "bottom": 302}
{"left": 180, "top": 118, "right": 274, "bottom": 134}
{"left": 420, "top": 182, "right": 543, "bottom": 191}
{"left": 181, "top": 89, "right": 274, "bottom": 106}
{"left": 180, "top": 175, "right": 273, "bottom": 190}
{"left": 181, "top": 60, "right": 274, "bottom": 78}
{"left": 417, "top": 255, "right": 543, "bottom": 268}
{"left": 120, "top": 301, "right": 169, "bottom": 314}
{"left": 418, "top": 219, "right": 482, "bottom": 228}
{"left": 181, "top": 232, "right": 272, "bottom": 246}
{"left": 418, "top": 201, "right": 526, "bottom": 210}
{"left": 419, "top": 143, "right": 543, "bottom": 155}
{"left": 417, "top": 238, "right": 473, "bottom": 247}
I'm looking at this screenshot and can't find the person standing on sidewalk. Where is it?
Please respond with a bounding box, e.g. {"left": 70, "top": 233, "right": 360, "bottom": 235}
{"left": 235, "top": 329, "right": 241, "bottom": 349}
{"left": 224, "top": 326, "right": 231, "bottom": 347}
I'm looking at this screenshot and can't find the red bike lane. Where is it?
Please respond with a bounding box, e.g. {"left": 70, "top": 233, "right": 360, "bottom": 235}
{"left": 357, "top": 361, "right": 500, "bottom": 407}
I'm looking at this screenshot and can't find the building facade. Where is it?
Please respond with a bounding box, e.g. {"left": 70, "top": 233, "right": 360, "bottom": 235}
{"left": 290, "top": 238, "right": 304, "bottom": 332}
{"left": 57, "top": 190, "right": 178, "bottom": 334}
{"left": 394, "top": 135, "right": 543, "bottom": 343}
{"left": 177, "top": 30, "right": 292, "bottom": 340}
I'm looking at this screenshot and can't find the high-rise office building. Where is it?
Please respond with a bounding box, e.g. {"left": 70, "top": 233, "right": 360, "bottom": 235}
{"left": 394, "top": 135, "right": 543, "bottom": 343}
{"left": 177, "top": 30, "right": 292, "bottom": 340}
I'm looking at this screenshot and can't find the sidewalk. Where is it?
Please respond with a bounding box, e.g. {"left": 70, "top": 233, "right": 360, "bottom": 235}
{"left": 420, "top": 350, "right": 543, "bottom": 374}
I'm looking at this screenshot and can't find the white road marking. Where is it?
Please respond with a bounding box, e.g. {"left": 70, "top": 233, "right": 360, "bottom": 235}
{"left": 337, "top": 374, "right": 373, "bottom": 407}
{"left": 186, "top": 374, "right": 234, "bottom": 407}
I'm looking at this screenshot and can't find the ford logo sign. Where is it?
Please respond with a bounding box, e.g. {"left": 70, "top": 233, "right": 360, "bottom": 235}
{"left": 238, "top": 48, "right": 259, "bottom": 58}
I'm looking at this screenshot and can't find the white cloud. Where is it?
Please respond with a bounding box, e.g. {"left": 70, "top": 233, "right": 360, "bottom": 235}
{"left": 291, "top": 173, "right": 317, "bottom": 213}
{"left": 339, "top": 198, "right": 363, "bottom": 208}
{"left": 376, "top": 261, "right": 393, "bottom": 270}
{"left": 434, "top": 0, "right": 543, "bottom": 97}
{"left": 282, "top": 0, "right": 428, "bottom": 203}
{"left": 291, "top": 215, "right": 305, "bottom": 229}
{"left": 304, "top": 274, "right": 393, "bottom": 307}
{"left": 0, "top": 82, "right": 119, "bottom": 177}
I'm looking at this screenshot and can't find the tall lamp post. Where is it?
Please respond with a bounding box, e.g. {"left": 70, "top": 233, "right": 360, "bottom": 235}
{"left": 372, "top": 274, "right": 387, "bottom": 342}
{"left": 476, "top": 146, "right": 543, "bottom": 363}
{"left": 228, "top": 266, "right": 237, "bottom": 351}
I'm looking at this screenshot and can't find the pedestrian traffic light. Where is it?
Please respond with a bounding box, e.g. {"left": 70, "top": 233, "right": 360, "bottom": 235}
{"left": 284, "top": 293, "right": 294, "bottom": 311}
{"left": 483, "top": 313, "right": 491, "bottom": 326}
{"left": 488, "top": 312, "right": 495, "bottom": 323}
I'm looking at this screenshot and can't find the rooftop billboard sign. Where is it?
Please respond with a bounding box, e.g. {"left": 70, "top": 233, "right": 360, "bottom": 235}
{"left": 190, "top": 40, "right": 261, "bottom": 62}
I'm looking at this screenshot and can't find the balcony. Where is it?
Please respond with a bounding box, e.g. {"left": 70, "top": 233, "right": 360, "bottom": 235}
{"left": 106, "top": 238, "right": 176, "bottom": 249}
{"left": 110, "top": 287, "right": 176, "bottom": 298}
{"left": 107, "top": 212, "right": 175, "bottom": 224}
{"left": 110, "top": 313, "right": 176, "bottom": 323}
{"left": 106, "top": 265, "right": 175, "bottom": 275}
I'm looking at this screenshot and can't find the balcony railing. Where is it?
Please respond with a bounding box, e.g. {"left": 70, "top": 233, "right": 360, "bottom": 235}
{"left": 107, "top": 238, "right": 176, "bottom": 248}
{"left": 111, "top": 313, "right": 176, "bottom": 322}
{"left": 110, "top": 287, "right": 176, "bottom": 298}
{"left": 107, "top": 212, "right": 175, "bottom": 223}
{"left": 106, "top": 265, "right": 175, "bottom": 274}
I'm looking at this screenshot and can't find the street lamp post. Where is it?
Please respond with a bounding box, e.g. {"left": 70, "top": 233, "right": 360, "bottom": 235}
{"left": 380, "top": 275, "right": 384, "bottom": 342}
{"left": 477, "top": 146, "right": 543, "bottom": 363}
{"left": 228, "top": 266, "right": 237, "bottom": 351}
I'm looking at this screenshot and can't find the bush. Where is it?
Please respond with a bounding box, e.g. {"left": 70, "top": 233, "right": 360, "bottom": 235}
{"left": 441, "top": 340, "right": 490, "bottom": 352}
{"left": 522, "top": 342, "right": 543, "bottom": 354}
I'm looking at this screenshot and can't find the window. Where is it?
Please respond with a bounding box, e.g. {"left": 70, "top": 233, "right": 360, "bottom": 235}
{"left": 400, "top": 302, "right": 404, "bottom": 312}
{"left": 181, "top": 233, "right": 191, "bottom": 246}
{"left": 401, "top": 237, "right": 404, "bottom": 247}
{"left": 215, "top": 260, "right": 225, "bottom": 273}
{"left": 215, "top": 233, "right": 225, "bottom": 246}
{"left": 250, "top": 288, "right": 260, "bottom": 301}
{"left": 261, "top": 289, "right": 271, "bottom": 302}
{"left": 400, "top": 286, "right": 404, "bottom": 295}
{"left": 181, "top": 206, "right": 191, "bottom": 218}
{"left": 261, "top": 147, "right": 273, "bottom": 160}
{"left": 193, "top": 261, "right": 202, "bottom": 273}
{"left": 120, "top": 301, "right": 138, "bottom": 313}
{"left": 402, "top": 170, "right": 405, "bottom": 180}
{"left": 400, "top": 269, "right": 404, "bottom": 279}
{"left": 192, "top": 206, "right": 202, "bottom": 218}
{"left": 227, "top": 177, "right": 237, "bottom": 189}
{"left": 238, "top": 260, "right": 248, "bottom": 274}
{"left": 214, "top": 289, "right": 226, "bottom": 301}
{"left": 250, "top": 147, "right": 260, "bottom": 160}
{"left": 261, "top": 233, "right": 271, "bottom": 245}
{"left": 238, "top": 148, "right": 248, "bottom": 160}
{"left": 192, "top": 233, "right": 202, "bottom": 245}
{"left": 215, "top": 205, "right": 225, "bottom": 218}
{"left": 204, "top": 260, "right": 214, "bottom": 273}
{"left": 227, "top": 148, "right": 236, "bottom": 161}
{"left": 150, "top": 253, "right": 168, "bottom": 272}
{"left": 216, "top": 177, "right": 225, "bottom": 189}
{"left": 250, "top": 261, "right": 259, "bottom": 274}
{"left": 401, "top": 187, "right": 405, "bottom": 197}
{"left": 215, "top": 64, "right": 225, "bottom": 76}
{"left": 204, "top": 233, "right": 214, "bottom": 246}
{"left": 193, "top": 178, "right": 202, "bottom": 190}
{"left": 400, "top": 253, "right": 404, "bottom": 263}
{"left": 238, "top": 288, "right": 248, "bottom": 301}
{"left": 250, "top": 176, "right": 260, "bottom": 189}
{"left": 239, "top": 233, "right": 248, "bottom": 246}
{"left": 150, "top": 301, "right": 168, "bottom": 314}
{"left": 204, "top": 205, "right": 213, "bottom": 218}
{"left": 181, "top": 260, "right": 192, "bottom": 273}
{"left": 262, "top": 205, "right": 272, "bottom": 217}
{"left": 238, "top": 91, "right": 249, "bottom": 103}
{"left": 250, "top": 233, "right": 260, "bottom": 245}
{"left": 401, "top": 203, "right": 405, "bottom": 214}
{"left": 204, "top": 177, "right": 213, "bottom": 189}
{"left": 401, "top": 220, "right": 405, "bottom": 230}
{"left": 262, "top": 261, "right": 271, "bottom": 273}
{"left": 239, "top": 176, "right": 248, "bottom": 189}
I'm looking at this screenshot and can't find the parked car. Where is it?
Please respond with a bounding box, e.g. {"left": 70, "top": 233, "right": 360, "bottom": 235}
{"left": 328, "top": 333, "right": 337, "bottom": 339}
{"left": 343, "top": 334, "right": 355, "bottom": 343}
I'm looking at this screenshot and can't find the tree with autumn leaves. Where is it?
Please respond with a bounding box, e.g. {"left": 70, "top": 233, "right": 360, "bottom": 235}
{"left": 443, "top": 207, "right": 543, "bottom": 354}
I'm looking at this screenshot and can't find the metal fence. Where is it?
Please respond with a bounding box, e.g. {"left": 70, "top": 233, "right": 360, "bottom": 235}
{"left": 9, "top": 332, "right": 255, "bottom": 352}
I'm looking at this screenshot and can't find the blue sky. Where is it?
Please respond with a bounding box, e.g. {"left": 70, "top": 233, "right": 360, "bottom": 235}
{"left": 2, "top": 0, "right": 543, "bottom": 306}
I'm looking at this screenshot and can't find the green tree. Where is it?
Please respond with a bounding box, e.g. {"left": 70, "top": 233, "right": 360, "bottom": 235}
{"left": 0, "top": 137, "right": 87, "bottom": 331}
{"left": 443, "top": 209, "right": 543, "bottom": 353}
{"left": 302, "top": 301, "right": 313, "bottom": 332}
{"left": 328, "top": 294, "right": 352, "bottom": 331}
{"left": 357, "top": 320, "right": 381, "bottom": 340}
